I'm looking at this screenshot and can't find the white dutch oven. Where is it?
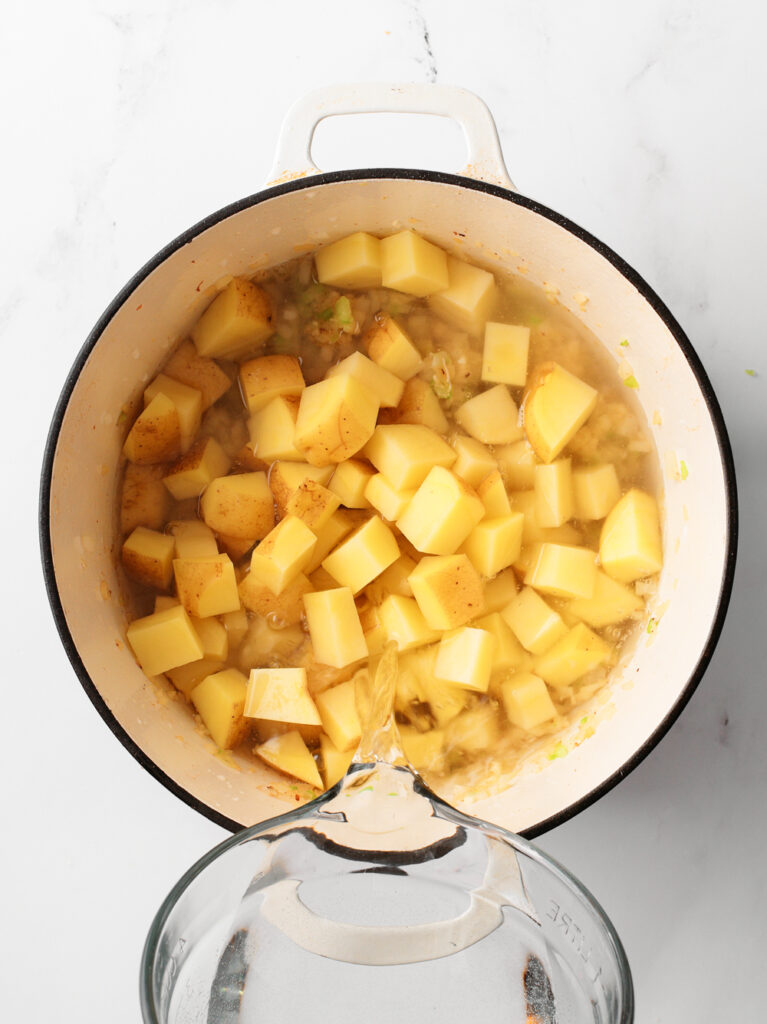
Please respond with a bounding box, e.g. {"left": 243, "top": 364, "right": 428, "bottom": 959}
{"left": 41, "top": 85, "right": 737, "bottom": 837}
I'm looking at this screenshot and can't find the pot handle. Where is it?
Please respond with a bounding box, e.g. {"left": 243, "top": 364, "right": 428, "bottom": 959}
{"left": 267, "top": 83, "right": 516, "bottom": 191}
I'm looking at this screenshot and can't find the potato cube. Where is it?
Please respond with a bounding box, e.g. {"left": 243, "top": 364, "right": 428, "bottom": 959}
{"left": 193, "top": 615, "right": 228, "bottom": 662}
{"left": 408, "top": 554, "right": 485, "bottom": 630}
{"left": 422, "top": 675, "right": 470, "bottom": 730}
{"left": 153, "top": 595, "right": 179, "bottom": 613}
{"left": 320, "top": 732, "right": 355, "bottom": 789}
{"left": 377, "top": 595, "right": 440, "bottom": 652}
{"left": 248, "top": 395, "right": 303, "bottom": 463}
{"left": 239, "top": 354, "right": 305, "bottom": 414}
{"left": 217, "top": 533, "right": 257, "bottom": 561}
{"left": 481, "top": 321, "right": 530, "bottom": 388}
{"left": 460, "top": 514, "right": 524, "bottom": 577}
{"left": 169, "top": 520, "right": 219, "bottom": 559}
{"left": 363, "top": 424, "right": 456, "bottom": 491}
{"left": 120, "top": 463, "right": 172, "bottom": 533}
{"left": 249, "top": 515, "right": 317, "bottom": 595}
{"left": 174, "top": 554, "right": 240, "bottom": 617}
{"left": 445, "top": 705, "right": 500, "bottom": 754}
{"left": 190, "top": 668, "right": 249, "bottom": 748}
{"left": 245, "top": 667, "right": 321, "bottom": 725}
{"left": 304, "top": 510, "right": 356, "bottom": 573}
{"left": 451, "top": 435, "right": 498, "bottom": 488}
{"left": 255, "top": 730, "right": 322, "bottom": 788}
{"left": 573, "top": 463, "right": 621, "bottom": 521}
{"left": 126, "top": 605, "right": 204, "bottom": 676}
{"left": 397, "top": 467, "right": 484, "bottom": 555}
{"left": 434, "top": 627, "right": 495, "bottom": 692}
{"left": 534, "top": 623, "right": 613, "bottom": 689}
{"left": 455, "top": 385, "right": 522, "bottom": 445}
{"left": 315, "top": 678, "right": 363, "bottom": 751}
{"left": 322, "top": 516, "right": 399, "bottom": 593}
{"left": 201, "top": 472, "right": 274, "bottom": 540}
{"left": 477, "top": 469, "right": 512, "bottom": 517}
{"left": 364, "top": 473, "right": 415, "bottom": 521}
{"left": 328, "top": 459, "right": 376, "bottom": 509}
{"left": 162, "top": 339, "right": 232, "bottom": 411}
{"left": 122, "top": 527, "right": 175, "bottom": 590}
{"left": 269, "top": 461, "right": 334, "bottom": 514}
{"left": 502, "top": 587, "right": 568, "bottom": 655}
{"left": 238, "top": 570, "right": 313, "bottom": 625}
{"left": 222, "top": 607, "right": 249, "bottom": 648}
{"left": 191, "top": 278, "right": 273, "bottom": 360}
{"left": 162, "top": 436, "right": 231, "bottom": 501}
{"left": 514, "top": 490, "right": 583, "bottom": 547}
{"left": 400, "top": 726, "right": 445, "bottom": 771}
{"left": 294, "top": 374, "right": 379, "bottom": 467}
{"left": 534, "top": 459, "right": 574, "bottom": 528}
{"left": 144, "top": 375, "right": 202, "bottom": 454}
{"left": 166, "top": 657, "right": 225, "bottom": 697}
{"left": 365, "top": 554, "right": 418, "bottom": 604}
{"left": 495, "top": 439, "right": 537, "bottom": 491}
{"left": 568, "top": 570, "right": 644, "bottom": 628}
{"left": 428, "top": 255, "right": 496, "bottom": 334}
{"left": 285, "top": 479, "right": 340, "bottom": 532}
{"left": 123, "top": 393, "right": 181, "bottom": 465}
{"left": 525, "top": 543, "right": 597, "bottom": 599}
{"left": 394, "top": 377, "right": 448, "bottom": 434}
{"left": 480, "top": 567, "right": 519, "bottom": 614}
{"left": 238, "top": 617, "right": 306, "bottom": 669}
{"left": 600, "top": 489, "right": 663, "bottom": 582}
{"left": 304, "top": 588, "right": 367, "bottom": 668}
{"left": 524, "top": 362, "right": 598, "bottom": 463}
{"left": 380, "top": 230, "right": 449, "bottom": 296}
{"left": 501, "top": 673, "right": 557, "bottom": 730}
{"left": 327, "top": 351, "right": 404, "bottom": 408}
{"left": 315, "top": 232, "right": 382, "bottom": 289}
{"left": 365, "top": 314, "right": 423, "bottom": 380}
{"left": 473, "top": 612, "right": 527, "bottom": 672}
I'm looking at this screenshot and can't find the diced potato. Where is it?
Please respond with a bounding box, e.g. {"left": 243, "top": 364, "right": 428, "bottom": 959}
{"left": 534, "top": 459, "right": 574, "bottom": 528}
{"left": 121, "top": 526, "right": 175, "bottom": 590}
{"left": 162, "top": 436, "right": 231, "bottom": 501}
{"left": 304, "top": 588, "right": 367, "bottom": 669}
{"left": 154, "top": 595, "right": 178, "bottom": 612}
{"left": 328, "top": 459, "right": 376, "bottom": 509}
{"left": 573, "top": 463, "right": 621, "bottom": 521}
{"left": 568, "top": 570, "right": 644, "bottom": 628}
{"left": 191, "top": 278, "right": 273, "bottom": 360}
{"left": 502, "top": 587, "right": 568, "bottom": 655}
{"left": 244, "top": 667, "right": 321, "bottom": 725}
{"left": 238, "top": 570, "right": 313, "bottom": 625}
{"left": 400, "top": 726, "right": 445, "bottom": 771}
{"left": 315, "top": 678, "right": 363, "bottom": 751}
{"left": 174, "top": 554, "right": 240, "bottom": 617}
{"left": 166, "top": 657, "right": 225, "bottom": 697}
{"left": 394, "top": 377, "right": 449, "bottom": 433}
{"left": 495, "top": 439, "right": 537, "bottom": 491}
{"left": 600, "top": 489, "right": 663, "bottom": 582}
{"left": 249, "top": 515, "right": 317, "bottom": 595}
{"left": 285, "top": 479, "right": 340, "bottom": 532}
{"left": 294, "top": 374, "right": 379, "bottom": 467}
{"left": 315, "top": 232, "right": 382, "bottom": 289}
{"left": 222, "top": 607, "right": 249, "bottom": 648}
{"left": 126, "top": 605, "right": 204, "bottom": 676}
{"left": 255, "top": 730, "right": 322, "bottom": 788}
{"left": 397, "top": 467, "right": 484, "bottom": 555}
{"left": 501, "top": 673, "right": 557, "bottom": 730}
{"left": 525, "top": 543, "right": 597, "bottom": 599}
{"left": 201, "top": 472, "right": 274, "bottom": 540}
{"left": 363, "top": 424, "right": 456, "bottom": 491}
{"left": 364, "top": 473, "right": 415, "bottom": 521}
{"left": 380, "top": 230, "right": 449, "bottom": 296}
{"left": 162, "top": 339, "right": 232, "bottom": 411}
{"left": 217, "top": 533, "right": 257, "bottom": 561}
{"left": 533, "top": 623, "right": 613, "bottom": 689}
{"left": 309, "top": 565, "right": 339, "bottom": 591}
{"left": 193, "top": 615, "right": 229, "bottom": 662}
{"left": 254, "top": 718, "right": 323, "bottom": 746}
{"left": 269, "top": 461, "right": 334, "bottom": 514}
{"left": 123, "top": 393, "right": 181, "bottom": 465}
{"left": 364, "top": 553, "right": 417, "bottom": 603}
{"left": 445, "top": 705, "right": 500, "bottom": 754}
{"left": 421, "top": 674, "right": 470, "bottom": 729}
{"left": 322, "top": 516, "right": 400, "bottom": 593}
{"left": 327, "top": 351, "right": 404, "bottom": 409}
{"left": 480, "top": 567, "right": 519, "bottom": 614}
{"left": 120, "top": 463, "right": 172, "bottom": 533}
{"left": 481, "top": 322, "right": 530, "bottom": 387}
{"left": 408, "top": 554, "right": 485, "bottom": 630}
{"left": 239, "top": 354, "right": 305, "bottom": 414}
{"left": 144, "top": 375, "right": 202, "bottom": 454}
{"left": 460, "top": 514, "right": 524, "bottom": 577}
{"left": 247, "top": 395, "right": 303, "bottom": 463}
{"left": 320, "top": 732, "right": 355, "bottom": 788}
{"left": 169, "top": 520, "right": 219, "bottom": 559}
{"left": 238, "top": 617, "right": 306, "bottom": 669}
{"left": 365, "top": 314, "right": 423, "bottom": 380}
{"left": 477, "top": 469, "right": 512, "bottom": 517}
{"left": 428, "top": 255, "right": 496, "bottom": 334}
{"left": 523, "top": 362, "right": 598, "bottom": 463}
{"left": 451, "top": 435, "right": 497, "bottom": 488}
{"left": 434, "top": 627, "right": 495, "bottom": 692}
{"left": 191, "top": 668, "right": 249, "bottom": 749}
{"left": 473, "top": 612, "right": 528, "bottom": 672}
{"left": 377, "top": 595, "right": 440, "bottom": 651}
{"left": 455, "top": 385, "right": 523, "bottom": 445}
{"left": 304, "top": 509, "right": 356, "bottom": 574}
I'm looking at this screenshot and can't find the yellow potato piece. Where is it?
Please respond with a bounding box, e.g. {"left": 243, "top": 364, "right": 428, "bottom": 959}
{"left": 304, "top": 509, "right": 356, "bottom": 574}
{"left": 473, "top": 612, "right": 528, "bottom": 672}
{"left": 320, "top": 732, "right": 355, "bottom": 789}
{"left": 193, "top": 615, "right": 229, "bottom": 662}
{"left": 166, "top": 657, "right": 226, "bottom": 697}
{"left": 400, "top": 726, "right": 445, "bottom": 771}
{"left": 365, "top": 314, "right": 423, "bottom": 381}
{"left": 408, "top": 554, "right": 485, "bottom": 630}
{"left": 162, "top": 339, "right": 232, "bottom": 411}
{"left": 599, "top": 488, "right": 663, "bottom": 582}
{"left": 445, "top": 705, "right": 500, "bottom": 754}
{"left": 191, "top": 278, "right": 273, "bottom": 361}
{"left": 120, "top": 463, "right": 172, "bottom": 534}
{"left": 534, "top": 458, "right": 574, "bottom": 528}
{"left": 248, "top": 396, "right": 303, "bottom": 463}
{"left": 502, "top": 586, "right": 568, "bottom": 655}
{"left": 394, "top": 377, "right": 448, "bottom": 433}
{"left": 126, "top": 605, "right": 204, "bottom": 677}
{"left": 269, "top": 461, "right": 335, "bottom": 514}
{"left": 255, "top": 729, "right": 323, "bottom": 789}
{"left": 377, "top": 594, "right": 440, "bottom": 652}
{"left": 480, "top": 567, "right": 519, "bottom": 614}
{"left": 533, "top": 623, "right": 613, "bottom": 689}
{"left": 451, "top": 435, "right": 498, "bottom": 488}
{"left": 322, "top": 516, "right": 400, "bottom": 594}
{"left": 573, "top": 463, "right": 621, "bottom": 521}
{"left": 238, "top": 570, "right": 313, "bottom": 626}
{"left": 525, "top": 543, "right": 597, "bottom": 599}
{"left": 455, "top": 385, "right": 523, "bottom": 445}
{"left": 568, "top": 570, "right": 644, "bottom": 628}
{"left": 304, "top": 588, "right": 367, "bottom": 668}
{"left": 434, "top": 627, "right": 495, "bottom": 692}
{"left": 285, "top": 479, "right": 340, "bottom": 532}
{"left": 201, "top": 472, "right": 274, "bottom": 540}
{"left": 315, "top": 678, "right": 363, "bottom": 752}
{"left": 495, "top": 439, "right": 537, "bottom": 491}
{"left": 328, "top": 458, "right": 376, "bottom": 509}
{"left": 397, "top": 467, "right": 484, "bottom": 555}
{"left": 122, "top": 393, "right": 181, "bottom": 465}
{"left": 481, "top": 322, "right": 530, "bottom": 387}
{"left": 363, "top": 424, "right": 456, "bottom": 491}
{"left": 144, "top": 375, "right": 202, "bottom": 454}
{"left": 364, "top": 473, "right": 415, "bottom": 522}
{"left": 249, "top": 515, "right": 317, "bottom": 595}
{"left": 245, "top": 667, "right": 321, "bottom": 725}
{"left": 428, "top": 255, "right": 496, "bottom": 334}
{"left": 239, "top": 354, "right": 305, "bottom": 414}
{"left": 191, "top": 668, "right": 249, "bottom": 749}
{"left": 222, "top": 607, "right": 249, "bottom": 649}
{"left": 315, "top": 232, "right": 382, "bottom": 289}
{"left": 476, "top": 469, "right": 512, "bottom": 517}
{"left": 523, "top": 361, "right": 598, "bottom": 463}
{"left": 514, "top": 490, "right": 583, "bottom": 547}
{"left": 365, "top": 554, "right": 418, "bottom": 604}
{"left": 162, "top": 436, "right": 231, "bottom": 501}
{"left": 121, "top": 526, "right": 175, "bottom": 590}
{"left": 327, "top": 351, "right": 404, "bottom": 409}
{"left": 174, "top": 554, "right": 241, "bottom": 618}
{"left": 294, "top": 374, "right": 379, "bottom": 467}
{"left": 501, "top": 673, "right": 557, "bottom": 730}
{"left": 380, "top": 230, "right": 449, "bottom": 296}
{"left": 460, "top": 513, "right": 524, "bottom": 578}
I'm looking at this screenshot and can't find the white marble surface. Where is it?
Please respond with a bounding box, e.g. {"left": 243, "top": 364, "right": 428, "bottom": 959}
{"left": 2, "top": 0, "right": 765, "bottom": 1019}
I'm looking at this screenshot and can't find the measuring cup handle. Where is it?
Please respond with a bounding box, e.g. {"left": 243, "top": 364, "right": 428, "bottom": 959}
{"left": 267, "top": 83, "right": 516, "bottom": 190}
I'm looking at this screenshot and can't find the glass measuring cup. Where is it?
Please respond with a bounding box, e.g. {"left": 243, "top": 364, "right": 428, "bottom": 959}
{"left": 141, "top": 650, "right": 634, "bottom": 1023}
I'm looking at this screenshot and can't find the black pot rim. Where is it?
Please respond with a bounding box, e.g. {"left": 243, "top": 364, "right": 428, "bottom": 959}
{"left": 39, "top": 167, "right": 739, "bottom": 839}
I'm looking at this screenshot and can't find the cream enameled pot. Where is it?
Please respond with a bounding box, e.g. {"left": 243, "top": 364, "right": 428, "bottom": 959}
{"left": 41, "top": 85, "right": 737, "bottom": 837}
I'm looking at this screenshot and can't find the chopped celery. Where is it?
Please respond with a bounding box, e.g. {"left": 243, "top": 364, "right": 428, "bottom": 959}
{"left": 333, "top": 296, "right": 354, "bottom": 333}
{"left": 430, "top": 351, "right": 453, "bottom": 401}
